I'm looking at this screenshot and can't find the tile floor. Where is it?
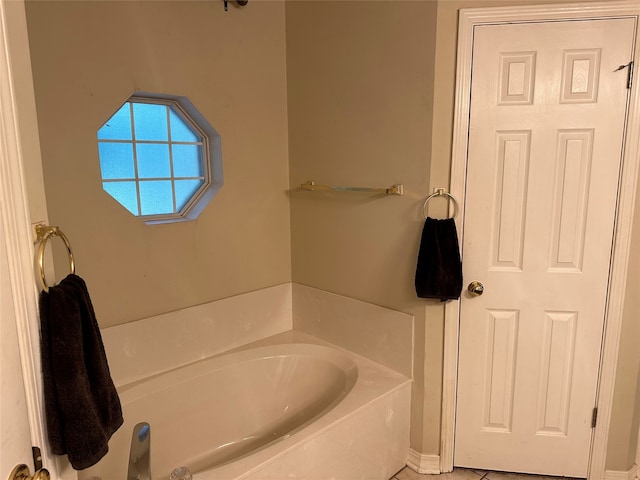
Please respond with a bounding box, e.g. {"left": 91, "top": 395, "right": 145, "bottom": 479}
{"left": 390, "top": 467, "right": 582, "bottom": 480}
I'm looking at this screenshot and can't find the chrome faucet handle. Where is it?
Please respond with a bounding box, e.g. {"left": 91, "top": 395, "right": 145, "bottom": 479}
{"left": 170, "top": 467, "right": 193, "bottom": 480}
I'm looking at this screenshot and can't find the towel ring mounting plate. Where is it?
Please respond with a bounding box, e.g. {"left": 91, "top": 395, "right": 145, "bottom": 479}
{"left": 422, "top": 188, "right": 459, "bottom": 219}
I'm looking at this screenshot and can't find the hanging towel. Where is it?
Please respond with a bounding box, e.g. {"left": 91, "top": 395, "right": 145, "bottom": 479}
{"left": 415, "top": 217, "right": 463, "bottom": 301}
{"left": 39, "top": 274, "right": 123, "bottom": 470}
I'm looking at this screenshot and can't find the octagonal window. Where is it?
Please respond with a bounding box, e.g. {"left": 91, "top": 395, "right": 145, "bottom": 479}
{"left": 97, "top": 94, "right": 222, "bottom": 224}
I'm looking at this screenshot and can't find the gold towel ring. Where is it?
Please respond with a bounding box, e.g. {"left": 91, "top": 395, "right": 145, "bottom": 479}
{"left": 35, "top": 225, "right": 75, "bottom": 293}
{"left": 422, "top": 188, "right": 459, "bottom": 219}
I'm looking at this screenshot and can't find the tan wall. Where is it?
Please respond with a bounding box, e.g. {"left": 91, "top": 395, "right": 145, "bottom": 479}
{"left": 432, "top": 0, "right": 640, "bottom": 471}
{"left": 286, "top": 0, "right": 438, "bottom": 452}
{"left": 25, "top": 1, "right": 291, "bottom": 328}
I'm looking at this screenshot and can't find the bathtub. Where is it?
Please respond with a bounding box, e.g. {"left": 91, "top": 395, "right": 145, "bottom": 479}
{"left": 80, "top": 334, "right": 411, "bottom": 480}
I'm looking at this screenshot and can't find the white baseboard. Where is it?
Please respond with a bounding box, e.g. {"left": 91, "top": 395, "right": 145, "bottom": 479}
{"left": 405, "top": 453, "right": 639, "bottom": 478}
{"left": 406, "top": 449, "right": 440, "bottom": 474}
{"left": 603, "top": 464, "right": 638, "bottom": 480}
{"left": 406, "top": 455, "right": 637, "bottom": 479}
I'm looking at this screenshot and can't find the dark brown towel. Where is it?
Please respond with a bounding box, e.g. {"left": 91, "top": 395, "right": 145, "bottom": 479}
{"left": 39, "top": 274, "right": 123, "bottom": 470}
{"left": 415, "top": 217, "right": 463, "bottom": 301}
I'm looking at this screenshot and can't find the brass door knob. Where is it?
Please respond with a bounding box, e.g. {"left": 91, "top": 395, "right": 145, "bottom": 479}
{"left": 8, "top": 465, "right": 50, "bottom": 480}
{"left": 32, "top": 471, "right": 50, "bottom": 480}
{"left": 468, "top": 281, "right": 484, "bottom": 296}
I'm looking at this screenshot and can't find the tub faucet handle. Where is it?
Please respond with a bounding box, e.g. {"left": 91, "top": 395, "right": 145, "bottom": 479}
{"left": 170, "top": 467, "right": 192, "bottom": 480}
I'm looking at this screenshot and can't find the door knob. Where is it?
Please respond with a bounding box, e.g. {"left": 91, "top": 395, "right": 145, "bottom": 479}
{"left": 8, "top": 464, "right": 50, "bottom": 480}
{"left": 467, "top": 281, "right": 484, "bottom": 296}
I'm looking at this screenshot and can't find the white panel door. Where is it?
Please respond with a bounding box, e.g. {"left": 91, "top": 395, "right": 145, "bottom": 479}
{"left": 454, "top": 19, "right": 635, "bottom": 477}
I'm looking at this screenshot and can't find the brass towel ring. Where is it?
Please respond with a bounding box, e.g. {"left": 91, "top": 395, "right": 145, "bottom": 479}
{"left": 35, "top": 225, "right": 75, "bottom": 293}
{"left": 422, "top": 188, "right": 459, "bottom": 219}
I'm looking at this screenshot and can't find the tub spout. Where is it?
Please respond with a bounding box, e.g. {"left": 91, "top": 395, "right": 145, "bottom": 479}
{"left": 127, "top": 422, "right": 151, "bottom": 480}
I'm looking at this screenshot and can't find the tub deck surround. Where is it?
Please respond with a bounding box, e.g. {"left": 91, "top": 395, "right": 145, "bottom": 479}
{"left": 79, "top": 332, "right": 411, "bottom": 480}
{"left": 101, "top": 282, "right": 414, "bottom": 388}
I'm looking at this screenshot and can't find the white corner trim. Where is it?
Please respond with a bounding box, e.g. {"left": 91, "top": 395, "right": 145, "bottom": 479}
{"left": 603, "top": 465, "right": 638, "bottom": 480}
{"left": 439, "top": 299, "right": 459, "bottom": 473}
{"left": 406, "top": 450, "right": 440, "bottom": 475}
{"left": 442, "top": 2, "right": 640, "bottom": 480}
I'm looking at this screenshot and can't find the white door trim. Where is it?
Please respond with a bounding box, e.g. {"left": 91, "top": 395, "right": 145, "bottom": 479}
{"left": 441, "top": 2, "right": 640, "bottom": 479}
{"left": 0, "top": 1, "right": 63, "bottom": 477}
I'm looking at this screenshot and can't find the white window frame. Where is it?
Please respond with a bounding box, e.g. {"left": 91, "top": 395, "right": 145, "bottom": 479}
{"left": 97, "top": 93, "right": 223, "bottom": 224}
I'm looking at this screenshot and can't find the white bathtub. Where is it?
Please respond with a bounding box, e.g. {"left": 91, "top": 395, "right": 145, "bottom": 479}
{"left": 80, "top": 334, "right": 411, "bottom": 480}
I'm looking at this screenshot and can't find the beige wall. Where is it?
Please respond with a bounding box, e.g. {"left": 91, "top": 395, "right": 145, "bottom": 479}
{"left": 285, "top": 0, "right": 438, "bottom": 452}
{"left": 25, "top": 0, "right": 291, "bottom": 328}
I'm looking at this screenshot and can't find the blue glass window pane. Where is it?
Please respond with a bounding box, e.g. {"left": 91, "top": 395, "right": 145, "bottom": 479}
{"left": 172, "top": 144, "right": 203, "bottom": 177}
{"left": 103, "top": 181, "right": 138, "bottom": 215}
{"left": 175, "top": 179, "right": 204, "bottom": 211}
{"left": 98, "top": 103, "right": 132, "bottom": 140}
{"left": 139, "top": 180, "right": 174, "bottom": 215}
{"left": 133, "top": 103, "right": 168, "bottom": 141}
{"left": 169, "top": 109, "right": 199, "bottom": 142}
{"left": 136, "top": 143, "right": 171, "bottom": 179}
{"left": 98, "top": 142, "right": 135, "bottom": 179}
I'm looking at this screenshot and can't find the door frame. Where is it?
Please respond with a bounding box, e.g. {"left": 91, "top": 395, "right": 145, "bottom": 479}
{"left": 0, "top": 0, "right": 66, "bottom": 478}
{"left": 440, "top": 2, "right": 640, "bottom": 479}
